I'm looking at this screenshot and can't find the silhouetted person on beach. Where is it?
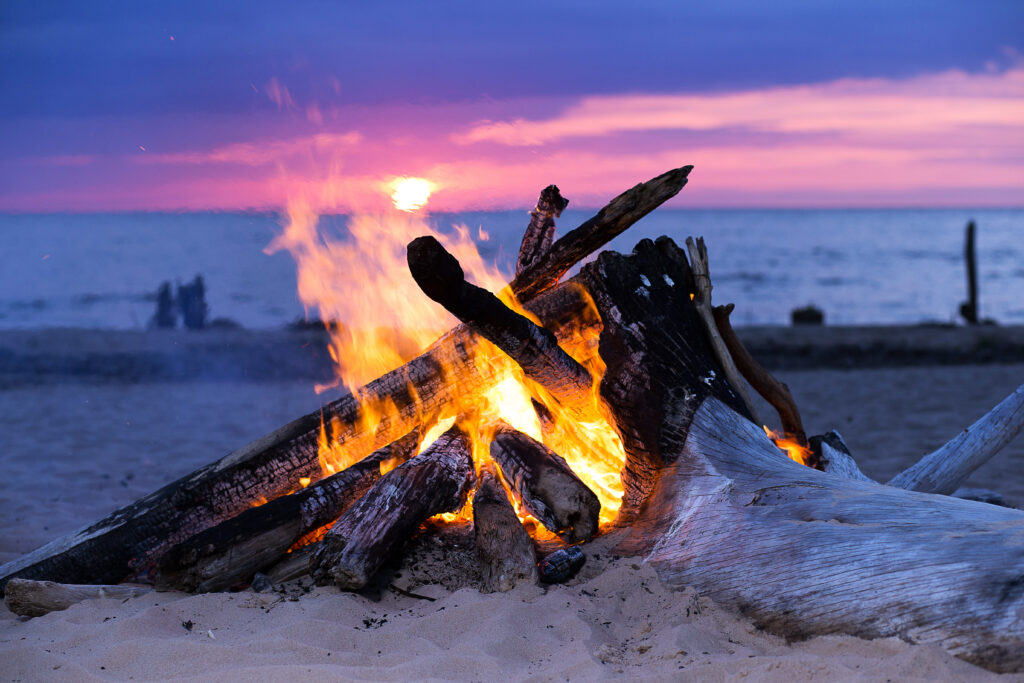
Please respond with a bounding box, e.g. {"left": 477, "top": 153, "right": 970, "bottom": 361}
{"left": 150, "top": 281, "right": 176, "bottom": 329}
{"left": 177, "top": 276, "right": 208, "bottom": 330}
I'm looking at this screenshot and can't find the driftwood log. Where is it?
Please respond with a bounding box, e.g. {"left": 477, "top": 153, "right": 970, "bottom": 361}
{"left": 152, "top": 430, "right": 420, "bottom": 592}
{"left": 489, "top": 422, "right": 601, "bottom": 543}
{"left": 311, "top": 426, "right": 475, "bottom": 590}
{"left": 0, "top": 166, "right": 690, "bottom": 594}
{"left": 4, "top": 579, "right": 154, "bottom": 618}
{"left": 516, "top": 185, "right": 568, "bottom": 276}
{"left": 473, "top": 464, "right": 539, "bottom": 592}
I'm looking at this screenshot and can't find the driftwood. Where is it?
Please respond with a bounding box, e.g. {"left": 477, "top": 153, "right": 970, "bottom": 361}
{"left": 152, "top": 431, "right": 420, "bottom": 592}
{"left": 557, "top": 237, "right": 1024, "bottom": 672}
{"left": 4, "top": 579, "right": 153, "bottom": 617}
{"left": 516, "top": 185, "right": 568, "bottom": 276}
{"left": 0, "top": 168, "right": 690, "bottom": 595}
{"left": 714, "top": 303, "right": 808, "bottom": 447}
{"left": 489, "top": 423, "right": 601, "bottom": 543}
{"left": 311, "top": 426, "right": 475, "bottom": 590}
{"left": 472, "top": 464, "right": 538, "bottom": 592}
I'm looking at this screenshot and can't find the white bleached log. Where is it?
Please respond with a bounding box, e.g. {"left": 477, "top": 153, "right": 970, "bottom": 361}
{"left": 4, "top": 579, "right": 154, "bottom": 617}
{"left": 887, "top": 383, "right": 1024, "bottom": 494}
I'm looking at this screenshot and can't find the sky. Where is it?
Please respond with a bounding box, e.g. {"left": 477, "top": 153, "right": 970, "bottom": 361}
{"left": 1, "top": 1, "right": 1022, "bottom": 212}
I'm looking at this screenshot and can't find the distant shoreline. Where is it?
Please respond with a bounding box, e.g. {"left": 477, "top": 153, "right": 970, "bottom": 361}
{"left": 0, "top": 325, "right": 1022, "bottom": 388}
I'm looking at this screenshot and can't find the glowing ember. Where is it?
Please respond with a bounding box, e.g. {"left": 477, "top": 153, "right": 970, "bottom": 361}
{"left": 391, "top": 177, "right": 432, "bottom": 212}
{"left": 764, "top": 426, "right": 813, "bottom": 466}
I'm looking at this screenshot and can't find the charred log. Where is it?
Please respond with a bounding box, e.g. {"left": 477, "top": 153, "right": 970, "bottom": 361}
{"left": 408, "top": 235, "right": 593, "bottom": 413}
{"left": 489, "top": 422, "right": 600, "bottom": 543}
{"left": 472, "top": 464, "right": 539, "bottom": 592}
{"left": 517, "top": 185, "right": 568, "bottom": 276}
{"left": 152, "top": 431, "right": 420, "bottom": 593}
{"left": 311, "top": 426, "right": 475, "bottom": 590}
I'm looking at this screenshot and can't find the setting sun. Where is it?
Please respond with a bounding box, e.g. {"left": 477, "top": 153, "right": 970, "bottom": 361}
{"left": 391, "top": 177, "right": 432, "bottom": 212}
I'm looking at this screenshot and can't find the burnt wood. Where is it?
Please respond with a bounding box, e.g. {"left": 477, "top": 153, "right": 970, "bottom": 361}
{"left": 152, "top": 431, "right": 420, "bottom": 592}
{"left": 311, "top": 426, "right": 475, "bottom": 590}
{"left": 489, "top": 422, "right": 600, "bottom": 543}
{"left": 408, "top": 235, "right": 593, "bottom": 413}
{"left": 472, "top": 464, "right": 538, "bottom": 592}
{"left": 516, "top": 185, "right": 568, "bottom": 276}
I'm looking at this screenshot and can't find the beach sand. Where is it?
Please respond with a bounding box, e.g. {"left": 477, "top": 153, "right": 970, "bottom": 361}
{"left": 1, "top": 328, "right": 1022, "bottom": 681}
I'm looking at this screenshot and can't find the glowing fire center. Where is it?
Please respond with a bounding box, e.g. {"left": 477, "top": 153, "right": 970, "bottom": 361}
{"left": 391, "top": 177, "right": 432, "bottom": 212}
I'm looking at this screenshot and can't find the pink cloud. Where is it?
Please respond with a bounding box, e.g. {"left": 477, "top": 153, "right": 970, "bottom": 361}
{"left": 454, "top": 69, "right": 1024, "bottom": 145}
{"left": 139, "top": 132, "right": 362, "bottom": 165}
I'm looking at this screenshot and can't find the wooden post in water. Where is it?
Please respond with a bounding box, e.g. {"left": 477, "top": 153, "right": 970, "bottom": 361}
{"left": 960, "top": 220, "right": 979, "bottom": 325}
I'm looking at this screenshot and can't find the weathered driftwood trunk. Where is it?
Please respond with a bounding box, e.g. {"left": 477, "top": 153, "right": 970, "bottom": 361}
{"left": 311, "top": 426, "right": 475, "bottom": 590}
{"left": 4, "top": 579, "right": 154, "bottom": 618}
{"left": 0, "top": 167, "right": 690, "bottom": 594}
{"left": 489, "top": 423, "right": 600, "bottom": 543}
{"left": 473, "top": 464, "right": 539, "bottom": 592}
{"left": 565, "top": 237, "right": 1024, "bottom": 672}
{"left": 152, "top": 431, "right": 420, "bottom": 592}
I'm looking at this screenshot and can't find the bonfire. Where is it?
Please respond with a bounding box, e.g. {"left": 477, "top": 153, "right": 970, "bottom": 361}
{"left": 3, "top": 167, "right": 1024, "bottom": 673}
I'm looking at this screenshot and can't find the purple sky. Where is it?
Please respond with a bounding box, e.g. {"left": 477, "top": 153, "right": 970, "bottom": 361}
{"left": 2, "top": 1, "right": 1022, "bottom": 211}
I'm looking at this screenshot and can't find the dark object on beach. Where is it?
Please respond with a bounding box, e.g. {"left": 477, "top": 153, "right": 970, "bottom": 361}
{"left": 150, "top": 281, "right": 176, "bottom": 329}
{"left": 538, "top": 546, "right": 585, "bottom": 583}
{"left": 960, "top": 220, "right": 979, "bottom": 325}
{"left": 177, "top": 276, "right": 208, "bottom": 330}
{"left": 791, "top": 304, "right": 824, "bottom": 326}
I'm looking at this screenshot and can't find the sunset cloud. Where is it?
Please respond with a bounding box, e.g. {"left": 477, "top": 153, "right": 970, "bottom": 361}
{"left": 453, "top": 69, "right": 1024, "bottom": 146}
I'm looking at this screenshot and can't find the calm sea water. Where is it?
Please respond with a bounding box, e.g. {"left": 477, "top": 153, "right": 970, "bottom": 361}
{"left": 1, "top": 209, "right": 1021, "bottom": 329}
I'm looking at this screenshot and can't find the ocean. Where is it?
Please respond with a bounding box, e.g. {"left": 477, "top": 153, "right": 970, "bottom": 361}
{"left": 1, "top": 209, "right": 1021, "bottom": 329}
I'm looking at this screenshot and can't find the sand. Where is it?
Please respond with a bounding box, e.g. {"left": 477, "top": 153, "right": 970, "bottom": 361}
{"left": 1, "top": 328, "right": 1023, "bottom": 681}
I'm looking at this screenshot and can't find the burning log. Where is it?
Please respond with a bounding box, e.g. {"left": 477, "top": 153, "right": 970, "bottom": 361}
{"left": 1, "top": 168, "right": 689, "bottom": 594}
{"left": 311, "top": 426, "right": 475, "bottom": 590}
{"left": 4, "top": 579, "right": 153, "bottom": 618}
{"left": 489, "top": 422, "right": 600, "bottom": 543}
{"left": 472, "top": 464, "right": 538, "bottom": 592}
{"left": 152, "top": 431, "right": 420, "bottom": 593}
{"left": 516, "top": 185, "right": 568, "bottom": 276}
{"left": 408, "top": 235, "right": 594, "bottom": 413}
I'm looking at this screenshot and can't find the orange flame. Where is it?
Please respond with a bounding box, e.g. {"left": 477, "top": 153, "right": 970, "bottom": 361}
{"left": 270, "top": 182, "right": 627, "bottom": 537}
{"left": 763, "top": 426, "right": 813, "bottom": 466}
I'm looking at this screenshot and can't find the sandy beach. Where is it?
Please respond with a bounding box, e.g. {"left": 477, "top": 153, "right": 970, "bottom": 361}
{"left": 1, "top": 327, "right": 1022, "bottom": 681}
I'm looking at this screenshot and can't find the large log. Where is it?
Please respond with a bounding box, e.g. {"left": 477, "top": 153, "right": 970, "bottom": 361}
{"left": 472, "top": 464, "right": 539, "bottom": 592}
{"left": 311, "top": 425, "right": 475, "bottom": 590}
{"left": 1, "top": 168, "right": 690, "bottom": 594}
{"left": 566, "top": 237, "right": 1024, "bottom": 672}
{"left": 516, "top": 185, "right": 568, "bottom": 276}
{"left": 4, "top": 579, "right": 154, "bottom": 618}
{"left": 489, "top": 422, "right": 601, "bottom": 543}
{"left": 152, "top": 430, "right": 420, "bottom": 592}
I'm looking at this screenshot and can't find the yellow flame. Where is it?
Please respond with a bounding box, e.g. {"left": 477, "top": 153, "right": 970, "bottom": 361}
{"left": 272, "top": 186, "right": 627, "bottom": 538}
{"left": 763, "top": 426, "right": 813, "bottom": 466}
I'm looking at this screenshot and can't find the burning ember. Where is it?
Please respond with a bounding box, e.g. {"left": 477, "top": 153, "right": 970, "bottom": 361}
{"left": 268, "top": 185, "right": 627, "bottom": 540}
{"left": 763, "top": 426, "right": 814, "bottom": 466}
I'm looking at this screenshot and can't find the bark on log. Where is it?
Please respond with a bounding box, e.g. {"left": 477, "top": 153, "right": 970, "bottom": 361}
{"left": 152, "top": 431, "right": 420, "bottom": 593}
{"left": 408, "top": 235, "right": 593, "bottom": 413}
{"left": 489, "top": 422, "right": 601, "bottom": 543}
{"left": 571, "top": 238, "right": 1024, "bottom": 672}
{"left": 1, "top": 165, "right": 686, "bottom": 594}
{"left": 473, "top": 464, "right": 539, "bottom": 592}
{"left": 311, "top": 426, "right": 475, "bottom": 590}
{"left": 517, "top": 185, "right": 568, "bottom": 276}
{"left": 4, "top": 579, "right": 153, "bottom": 618}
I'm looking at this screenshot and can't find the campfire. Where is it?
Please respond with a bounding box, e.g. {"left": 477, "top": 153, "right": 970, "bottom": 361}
{"left": 3, "top": 167, "right": 1024, "bottom": 673}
